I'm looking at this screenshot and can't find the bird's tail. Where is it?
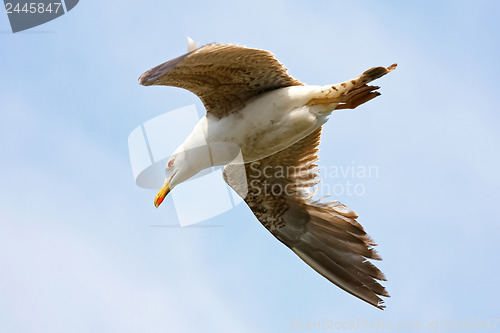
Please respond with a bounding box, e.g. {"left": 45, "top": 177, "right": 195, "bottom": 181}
{"left": 335, "top": 64, "right": 397, "bottom": 110}
{"left": 307, "top": 64, "right": 397, "bottom": 110}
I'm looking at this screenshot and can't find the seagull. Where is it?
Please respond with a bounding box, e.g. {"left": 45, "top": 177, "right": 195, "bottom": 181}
{"left": 139, "top": 39, "right": 396, "bottom": 309}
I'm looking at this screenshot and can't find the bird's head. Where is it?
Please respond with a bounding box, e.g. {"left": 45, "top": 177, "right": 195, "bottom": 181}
{"left": 154, "top": 151, "right": 185, "bottom": 208}
{"left": 154, "top": 145, "right": 212, "bottom": 208}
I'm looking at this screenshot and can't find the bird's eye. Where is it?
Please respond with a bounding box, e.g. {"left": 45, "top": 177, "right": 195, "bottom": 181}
{"left": 168, "top": 160, "right": 174, "bottom": 168}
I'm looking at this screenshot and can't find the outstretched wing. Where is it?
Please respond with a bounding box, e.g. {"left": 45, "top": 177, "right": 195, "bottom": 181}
{"left": 139, "top": 43, "right": 303, "bottom": 118}
{"left": 223, "top": 128, "right": 389, "bottom": 309}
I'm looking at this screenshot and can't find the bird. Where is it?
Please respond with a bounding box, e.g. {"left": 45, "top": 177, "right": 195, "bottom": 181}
{"left": 138, "top": 39, "right": 396, "bottom": 309}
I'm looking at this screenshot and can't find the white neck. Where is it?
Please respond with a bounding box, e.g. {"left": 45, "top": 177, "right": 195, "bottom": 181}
{"left": 178, "top": 116, "right": 243, "bottom": 168}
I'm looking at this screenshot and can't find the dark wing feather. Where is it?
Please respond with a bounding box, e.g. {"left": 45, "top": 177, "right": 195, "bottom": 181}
{"left": 223, "top": 128, "right": 389, "bottom": 309}
{"left": 139, "top": 43, "right": 303, "bottom": 118}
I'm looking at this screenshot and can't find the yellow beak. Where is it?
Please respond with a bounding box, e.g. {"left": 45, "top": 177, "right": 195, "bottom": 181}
{"left": 154, "top": 182, "right": 170, "bottom": 208}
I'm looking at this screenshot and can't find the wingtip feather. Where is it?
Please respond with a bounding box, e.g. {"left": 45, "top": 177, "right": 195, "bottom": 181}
{"left": 186, "top": 36, "right": 200, "bottom": 52}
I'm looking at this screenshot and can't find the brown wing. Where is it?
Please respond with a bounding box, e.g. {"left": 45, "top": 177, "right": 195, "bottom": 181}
{"left": 139, "top": 43, "right": 303, "bottom": 118}
{"left": 223, "top": 128, "right": 389, "bottom": 309}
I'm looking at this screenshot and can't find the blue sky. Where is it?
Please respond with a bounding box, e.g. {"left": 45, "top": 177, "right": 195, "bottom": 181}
{"left": 1, "top": 0, "right": 499, "bottom": 332}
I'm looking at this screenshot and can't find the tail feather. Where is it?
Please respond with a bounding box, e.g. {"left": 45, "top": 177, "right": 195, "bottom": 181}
{"left": 362, "top": 64, "right": 397, "bottom": 82}
{"left": 336, "top": 64, "right": 397, "bottom": 110}
{"left": 335, "top": 85, "right": 380, "bottom": 110}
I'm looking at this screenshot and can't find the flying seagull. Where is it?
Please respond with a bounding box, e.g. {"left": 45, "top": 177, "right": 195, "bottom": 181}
{"left": 139, "top": 40, "right": 396, "bottom": 309}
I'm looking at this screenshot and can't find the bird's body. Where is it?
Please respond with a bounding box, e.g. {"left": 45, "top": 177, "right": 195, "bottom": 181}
{"left": 139, "top": 40, "right": 397, "bottom": 309}
{"left": 182, "top": 85, "right": 330, "bottom": 165}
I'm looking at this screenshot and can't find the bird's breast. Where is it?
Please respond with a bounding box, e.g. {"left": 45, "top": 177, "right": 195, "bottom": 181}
{"left": 205, "top": 86, "right": 329, "bottom": 163}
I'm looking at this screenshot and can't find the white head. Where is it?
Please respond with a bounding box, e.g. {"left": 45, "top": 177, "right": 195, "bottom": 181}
{"left": 154, "top": 144, "right": 212, "bottom": 207}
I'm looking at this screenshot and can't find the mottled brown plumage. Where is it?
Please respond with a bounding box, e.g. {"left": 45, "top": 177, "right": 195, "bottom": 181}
{"left": 224, "top": 128, "right": 389, "bottom": 309}
{"left": 139, "top": 43, "right": 303, "bottom": 118}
